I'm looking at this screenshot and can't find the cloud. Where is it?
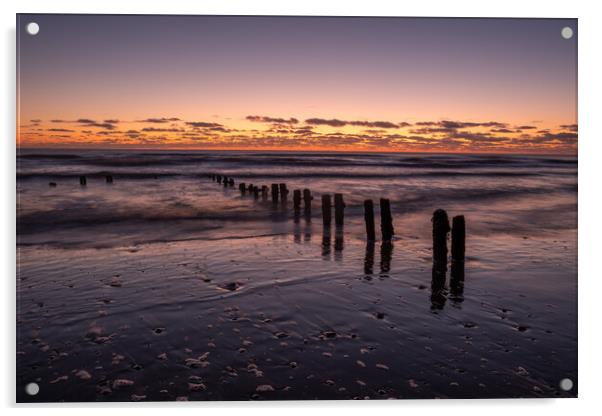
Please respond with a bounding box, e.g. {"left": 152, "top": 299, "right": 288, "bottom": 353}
{"left": 47, "top": 128, "right": 75, "bottom": 132}
{"left": 139, "top": 117, "right": 181, "bottom": 123}
{"left": 185, "top": 121, "right": 224, "bottom": 128}
{"left": 104, "top": 119, "right": 119, "bottom": 124}
{"left": 305, "top": 118, "right": 401, "bottom": 129}
{"left": 142, "top": 127, "right": 184, "bottom": 132}
{"left": 30, "top": 119, "right": 41, "bottom": 123}
{"left": 560, "top": 124, "right": 578, "bottom": 132}
{"left": 516, "top": 125, "right": 536, "bottom": 130}
{"left": 246, "top": 115, "right": 299, "bottom": 124}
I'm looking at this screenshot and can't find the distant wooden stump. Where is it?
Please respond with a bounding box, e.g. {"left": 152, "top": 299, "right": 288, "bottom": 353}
{"left": 321, "top": 194, "right": 332, "bottom": 226}
{"left": 49, "top": 182, "right": 57, "bottom": 187}
{"left": 261, "top": 185, "right": 269, "bottom": 199}
{"left": 216, "top": 175, "right": 222, "bottom": 184}
{"left": 334, "top": 193, "right": 345, "bottom": 226}
{"left": 379, "top": 198, "right": 394, "bottom": 241}
{"left": 303, "top": 189, "right": 312, "bottom": 212}
{"left": 364, "top": 199, "right": 376, "bottom": 241}
{"left": 293, "top": 189, "right": 301, "bottom": 210}
{"left": 239, "top": 183, "right": 246, "bottom": 193}
{"left": 279, "top": 183, "right": 288, "bottom": 202}
{"left": 79, "top": 176, "right": 87, "bottom": 186}
{"left": 105, "top": 175, "right": 113, "bottom": 183}
{"left": 271, "top": 184, "right": 279, "bottom": 203}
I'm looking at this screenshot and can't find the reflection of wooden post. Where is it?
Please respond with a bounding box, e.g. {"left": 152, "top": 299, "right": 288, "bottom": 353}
{"left": 451, "top": 215, "right": 465, "bottom": 263}
{"left": 380, "top": 198, "right": 394, "bottom": 241}
{"left": 271, "top": 184, "right": 279, "bottom": 203}
{"left": 334, "top": 194, "right": 345, "bottom": 226}
{"left": 279, "top": 183, "right": 288, "bottom": 202}
{"left": 261, "top": 185, "right": 269, "bottom": 199}
{"left": 432, "top": 209, "right": 450, "bottom": 265}
{"left": 303, "top": 189, "right": 312, "bottom": 212}
{"left": 364, "top": 199, "right": 376, "bottom": 241}
{"left": 321, "top": 194, "right": 332, "bottom": 226}
{"left": 80, "top": 176, "right": 87, "bottom": 186}
{"left": 293, "top": 190, "right": 301, "bottom": 210}
{"left": 106, "top": 175, "right": 113, "bottom": 183}
{"left": 239, "top": 183, "right": 246, "bottom": 194}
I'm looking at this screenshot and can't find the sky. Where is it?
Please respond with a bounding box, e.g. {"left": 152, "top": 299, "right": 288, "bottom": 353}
{"left": 17, "top": 14, "right": 577, "bottom": 153}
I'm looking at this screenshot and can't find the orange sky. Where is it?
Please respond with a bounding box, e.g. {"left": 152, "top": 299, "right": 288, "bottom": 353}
{"left": 17, "top": 15, "right": 577, "bottom": 153}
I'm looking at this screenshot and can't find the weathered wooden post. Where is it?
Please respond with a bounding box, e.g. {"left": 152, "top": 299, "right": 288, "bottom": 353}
{"left": 364, "top": 199, "right": 376, "bottom": 241}
{"left": 432, "top": 209, "right": 450, "bottom": 265}
{"left": 380, "top": 198, "right": 394, "bottom": 241}
{"left": 247, "top": 183, "right": 254, "bottom": 193}
{"left": 303, "top": 189, "right": 312, "bottom": 212}
{"left": 229, "top": 178, "right": 234, "bottom": 187}
{"left": 279, "top": 183, "right": 288, "bottom": 202}
{"left": 239, "top": 183, "right": 246, "bottom": 194}
{"left": 223, "top": 177, "right": 229, "bottom": 187}
{"left": 293, "top": 190, "right": 301, "bottom": 211}
{"left": 253, "top": 185, "right": 260, "bottom": 199}
{"left": 261, "top": 185, "right": 269, "bottom": 199}
{"left": 451, "top": 215, "right": 465, "bottom": 263}
{"left": 106, "top": 175, "right": 113, "bottom": 183}
{"left": 216, "top": 175, "right": 222, "bottom": 184}
{"left": 79, "top": 176, "right": 87, "bottom": 186}
{"left": 271, "top": 184, "right": 279, "bottom": 203}
{"left": 334, "top": 193, "right": 345, "bottom": 226}
{"left": 321, "top": 194, "right": 332, "bottom": 226}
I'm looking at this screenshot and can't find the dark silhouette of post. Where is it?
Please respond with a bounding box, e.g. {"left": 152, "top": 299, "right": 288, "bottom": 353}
{"left": 271, "top": 184, "right": 279, "bottom": 203}
{"left": 211, "top": 174, "right": 216, "bottom": 181}
{"left": 321, "top": 194, "right": 332, "bottom": 226}
{"left": 334, "top": 193, "right": 345, "bottom": 226}
{"left": 380, "top": 241, "right": 393, "bottom": 275}
{"left": 451, "top": 215, "right": 465, "bottom": 263}
{"left": 303, "top": 189, "right": 312, "bottom": 211}
{"left": 239, "top": 183, "right": 246, "bottom": 194}
{"left": 229, "top": 178, "right": 234, "bottom": 187}
{"left": 432, "top": 209, "right": 450, "bottom": 265}
{"left": 216, "top": 175, "right": 222, "bottom": 184}
{"left": 450, "top": 261, "right": 465, "bottom": 304}
{"left": 364, "top": 199, "right": 376, "bottom": 241}
{"left": 380, "top": 198, "right": 394, "bottom": 241}
{"left": 223, "top": 177, "right": 228, "bottom": 187}
{"left": 79, "top": 176, "right": 87, "bottom": 186}
{"left": 261, "top": 185, "right": 269, "bottom": 199}
{"left": 247, "top": 183, "right": 254, "bottom": 193}
{"left": 279, "top": 183, "right": 288, "bottom": 202}
{"left": 106, "top": 175, "right": 113, "bottom": 184}
{"left": 253, "top": 185, "right": 260, "bottom": 199}
{"left": 293, "top": 190, "right": 301, "bottom": 210}
{"left": 431, "top": 262, "right": 447, "bottom": 310}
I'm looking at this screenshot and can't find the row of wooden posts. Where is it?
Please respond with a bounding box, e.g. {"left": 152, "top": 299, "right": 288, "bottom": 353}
{"left": 209, "top": 173, "right": 465, "bottom": 264}
{"left": 76, "top": 175, "right": 113, "bottom": 186}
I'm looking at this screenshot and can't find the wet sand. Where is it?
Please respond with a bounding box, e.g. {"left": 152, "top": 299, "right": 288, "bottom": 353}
{"left": 16, "top": 151, "right": 577, "bottom": 401}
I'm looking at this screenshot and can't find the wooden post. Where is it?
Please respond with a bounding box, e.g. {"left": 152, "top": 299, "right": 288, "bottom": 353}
{"left": 271, "top": 184, "right": 279, "bottom": 203}
{"left": 211, "top": 174, "right": 215, "bottom": 181}
{"left": 79, "top": 176, "right": 87, "bottom": 186}
{"left": 216, "top": 175, "right": 222, "bottom": 184}
{"left": 229, "top": 178, "right": 234, "bottom": 187}
{"left": 334, "top": 193, "right": 345, "bottom": 226}
{"left": 261, "top": 185, "right": 269, "bottom": 199}
{"left": 239, "top": 183, "right": 246, "bottom": 194}
{"left": 247, "top": 183, "right": 254, "bottom": 193}
{"left": 380, "top": 198, "right": 394, "bottom": 241}
{"left": 321, "top": 194, "right": 332, "bottom": 226}
{"left": 253, "top": 185, "right": 260, "bottom": 199}
{"left": 364, "top": 199, "right": 376, "bottom": 241}
{"left": 279, "top": 183, "right": 288, "bottom": 202}
{"left": 451, "top": 215, "right": 465, "bottom": 263}
{"left": 432, "top": 209, "right": 450, "bottom": 265}
{"left": 293, "top": 190, "right": 301, "bottom": 210}
{"left": 303, "top": 189, "right": 312, "bottom": 212}
{"left": 223, "top": 177, "right": 228, "bottom": 187}
{"left": 106, "top": 175, "right": 113, "bottom": 183}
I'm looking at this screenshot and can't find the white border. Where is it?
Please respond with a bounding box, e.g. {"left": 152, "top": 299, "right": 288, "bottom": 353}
{"left": 2, "top": 1, "right": 601, "bottom": 414}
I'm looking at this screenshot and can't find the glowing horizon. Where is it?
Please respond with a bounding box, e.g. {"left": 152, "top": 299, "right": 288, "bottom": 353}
{"left": 17, "top": 15, "right": 577, "bottom": 154}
